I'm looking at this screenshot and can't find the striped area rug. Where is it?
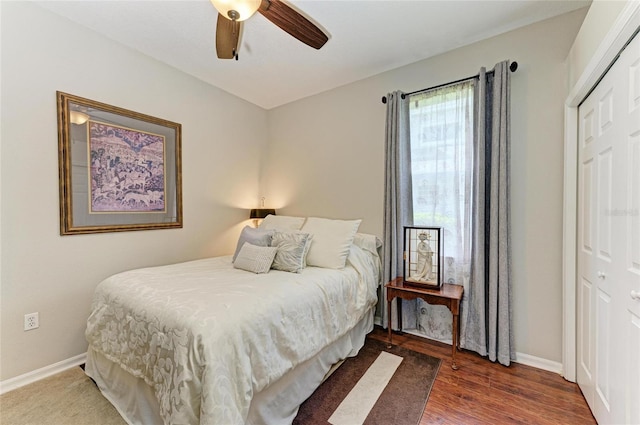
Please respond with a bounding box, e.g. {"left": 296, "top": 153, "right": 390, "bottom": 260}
{"left": 294, "top": 337, "right": 441, "bottom": 425}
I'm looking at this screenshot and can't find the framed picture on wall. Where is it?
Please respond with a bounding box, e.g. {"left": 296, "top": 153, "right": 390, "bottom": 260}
{"left": 56, "top": 91, "right": 183, "bottom": 235}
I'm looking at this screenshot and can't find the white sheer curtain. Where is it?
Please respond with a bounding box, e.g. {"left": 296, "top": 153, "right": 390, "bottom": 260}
{"left": 402, "top": 81, "right": 474, "bottom": 342}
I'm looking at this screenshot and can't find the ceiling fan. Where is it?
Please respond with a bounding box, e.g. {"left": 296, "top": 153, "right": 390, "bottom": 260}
{"left": 211, "top": 0, "right": 328, "bottom": 60}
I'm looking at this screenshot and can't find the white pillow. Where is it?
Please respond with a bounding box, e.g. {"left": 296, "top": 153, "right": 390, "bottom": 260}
{"left": 353, "top": 233, "right": 382, "bottom": 255}
{"left": 301, "top": 217, "right": 362, "bottom": 269}
{"left": 233, "top": 242, "right": 278, "bottom": 274}
{"left": 259, "top": 214, "right": 306, "bottom": 231}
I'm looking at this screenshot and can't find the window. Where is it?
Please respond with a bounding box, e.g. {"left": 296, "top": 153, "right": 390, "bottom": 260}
{"left": 408, "top": 80, "right": 474, "bottom": 281}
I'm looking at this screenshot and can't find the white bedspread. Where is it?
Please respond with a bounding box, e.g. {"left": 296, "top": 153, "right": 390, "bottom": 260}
{"left": 85, "top": 244, "right": 379, "bottom": 425}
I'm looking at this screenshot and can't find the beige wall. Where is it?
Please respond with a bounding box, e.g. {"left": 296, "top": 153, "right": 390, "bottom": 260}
{"left": 566, "top": 0, "right": 629, "bottom": 89}
{"left": 263, "top": 9, "right": 588, "bottom": 363}
{"left": 0, "top": 2, "right": 268, "bottom": 381}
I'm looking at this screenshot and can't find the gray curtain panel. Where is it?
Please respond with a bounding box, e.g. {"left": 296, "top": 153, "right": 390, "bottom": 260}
{"left": 382, "top": 91, "right": 412, "bottom": 330}
{"left": 461, "top": 60, "right": 515, "bottom": 365}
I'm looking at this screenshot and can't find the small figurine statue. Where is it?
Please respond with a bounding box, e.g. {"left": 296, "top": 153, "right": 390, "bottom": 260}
{"left": 412, "top": 231, "right": 434, "bottom": 282}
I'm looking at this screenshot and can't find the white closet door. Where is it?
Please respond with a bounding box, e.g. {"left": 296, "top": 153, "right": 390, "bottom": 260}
{"left": 577, "top": 32, "right": 640, "bottom": 425}
{"left": 577, "top": 55, "right": 620, "bottom": 425}
{"left": 620, "top": 31, "right": 640, "bottom": 425}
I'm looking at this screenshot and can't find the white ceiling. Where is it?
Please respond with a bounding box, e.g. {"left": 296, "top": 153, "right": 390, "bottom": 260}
{"left": 37, "top": 0, "right": 590, "bottom": 109}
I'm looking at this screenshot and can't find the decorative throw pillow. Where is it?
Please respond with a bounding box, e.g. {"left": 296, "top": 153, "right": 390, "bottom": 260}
{"left": 301, "top": 217, "right": 362, "bottom": 269}
{"left": 270, "top": 231, "right": 312, "bottom": 273}
{"left": 233, "top": 242, "right": 278, "bottom": 274}
{"left": 259, "top": 214, "right": 306, "bottom": 231}
{"left": 232, "top": 226, "right": 274, "bottom": 262}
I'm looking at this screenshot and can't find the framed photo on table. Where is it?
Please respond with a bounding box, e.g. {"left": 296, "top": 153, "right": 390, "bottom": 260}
{"left": 56, "top": 91, "right": 182, "bottom": 235}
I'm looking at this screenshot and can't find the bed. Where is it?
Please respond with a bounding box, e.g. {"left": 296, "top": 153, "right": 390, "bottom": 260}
{"left": 84, "top": 216, "right": 381, "bottom": 425}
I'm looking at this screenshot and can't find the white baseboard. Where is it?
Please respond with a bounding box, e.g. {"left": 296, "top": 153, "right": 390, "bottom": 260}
{"left": 514, "top": 352, "right": 563, "bottom": 375}
{"left": 0, "top": 353, "right": 87, "bottom": 395}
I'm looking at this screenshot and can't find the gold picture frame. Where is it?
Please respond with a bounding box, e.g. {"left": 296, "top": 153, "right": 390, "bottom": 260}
{"left": 57, "top": 91, "right": 182, "bottom": 235}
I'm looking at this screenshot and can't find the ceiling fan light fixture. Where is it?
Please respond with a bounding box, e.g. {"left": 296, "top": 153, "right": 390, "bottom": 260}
{"left": 210, "top": 0, "right": 261, "bottom": 21}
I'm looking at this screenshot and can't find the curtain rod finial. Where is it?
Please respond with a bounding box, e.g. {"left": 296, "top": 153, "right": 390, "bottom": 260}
{"left": 382, "top": 96, "right": 387, "bottom": 104}
{"left": 510, "top": 61, "right": 518, "bottom": 72}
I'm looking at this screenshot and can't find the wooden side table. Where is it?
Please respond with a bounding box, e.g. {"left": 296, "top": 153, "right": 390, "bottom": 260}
{"left": 385, "top": 277, "right": 464, "bottom": 370}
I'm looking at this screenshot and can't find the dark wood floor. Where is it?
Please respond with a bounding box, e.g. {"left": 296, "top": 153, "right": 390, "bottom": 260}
{"left": 368, "top": 327, "right": 596, "bottom": 425}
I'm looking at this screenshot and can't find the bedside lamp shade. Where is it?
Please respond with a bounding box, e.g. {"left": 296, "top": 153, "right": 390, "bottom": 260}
{"left": 250, "top": 209, "right": 275, "bottom": 219}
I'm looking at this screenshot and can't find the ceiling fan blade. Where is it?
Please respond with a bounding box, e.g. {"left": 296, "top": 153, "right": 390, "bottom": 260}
{"left": 258, "top": 0, "right": 328, "bottom": 50}
{"left": 216, "top": 13, "right": 241, "bottom": 59}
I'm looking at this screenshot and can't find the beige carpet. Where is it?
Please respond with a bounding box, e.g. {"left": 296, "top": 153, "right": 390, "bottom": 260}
{"left": 0, "top": 367, "right": 126, "bottom": 425}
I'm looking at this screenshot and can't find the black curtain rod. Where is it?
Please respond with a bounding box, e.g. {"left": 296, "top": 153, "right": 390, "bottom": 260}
{"left": 381, "top": 61, "right": 518, "bottom": 104}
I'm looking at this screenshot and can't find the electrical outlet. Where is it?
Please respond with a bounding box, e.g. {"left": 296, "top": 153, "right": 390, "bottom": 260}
{"left": 24, "top": 312, "right": 39, "bottom": 331}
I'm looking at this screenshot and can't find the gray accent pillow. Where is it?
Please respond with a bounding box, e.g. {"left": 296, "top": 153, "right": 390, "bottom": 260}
{"left": 271, "top": 231, "right": 312, "bottom": 273}
{"left": 233, "top": 243, "right": 278, "bottom": 274}
{"left": 233, "top": 226, "right": 275, "bottom": 261}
